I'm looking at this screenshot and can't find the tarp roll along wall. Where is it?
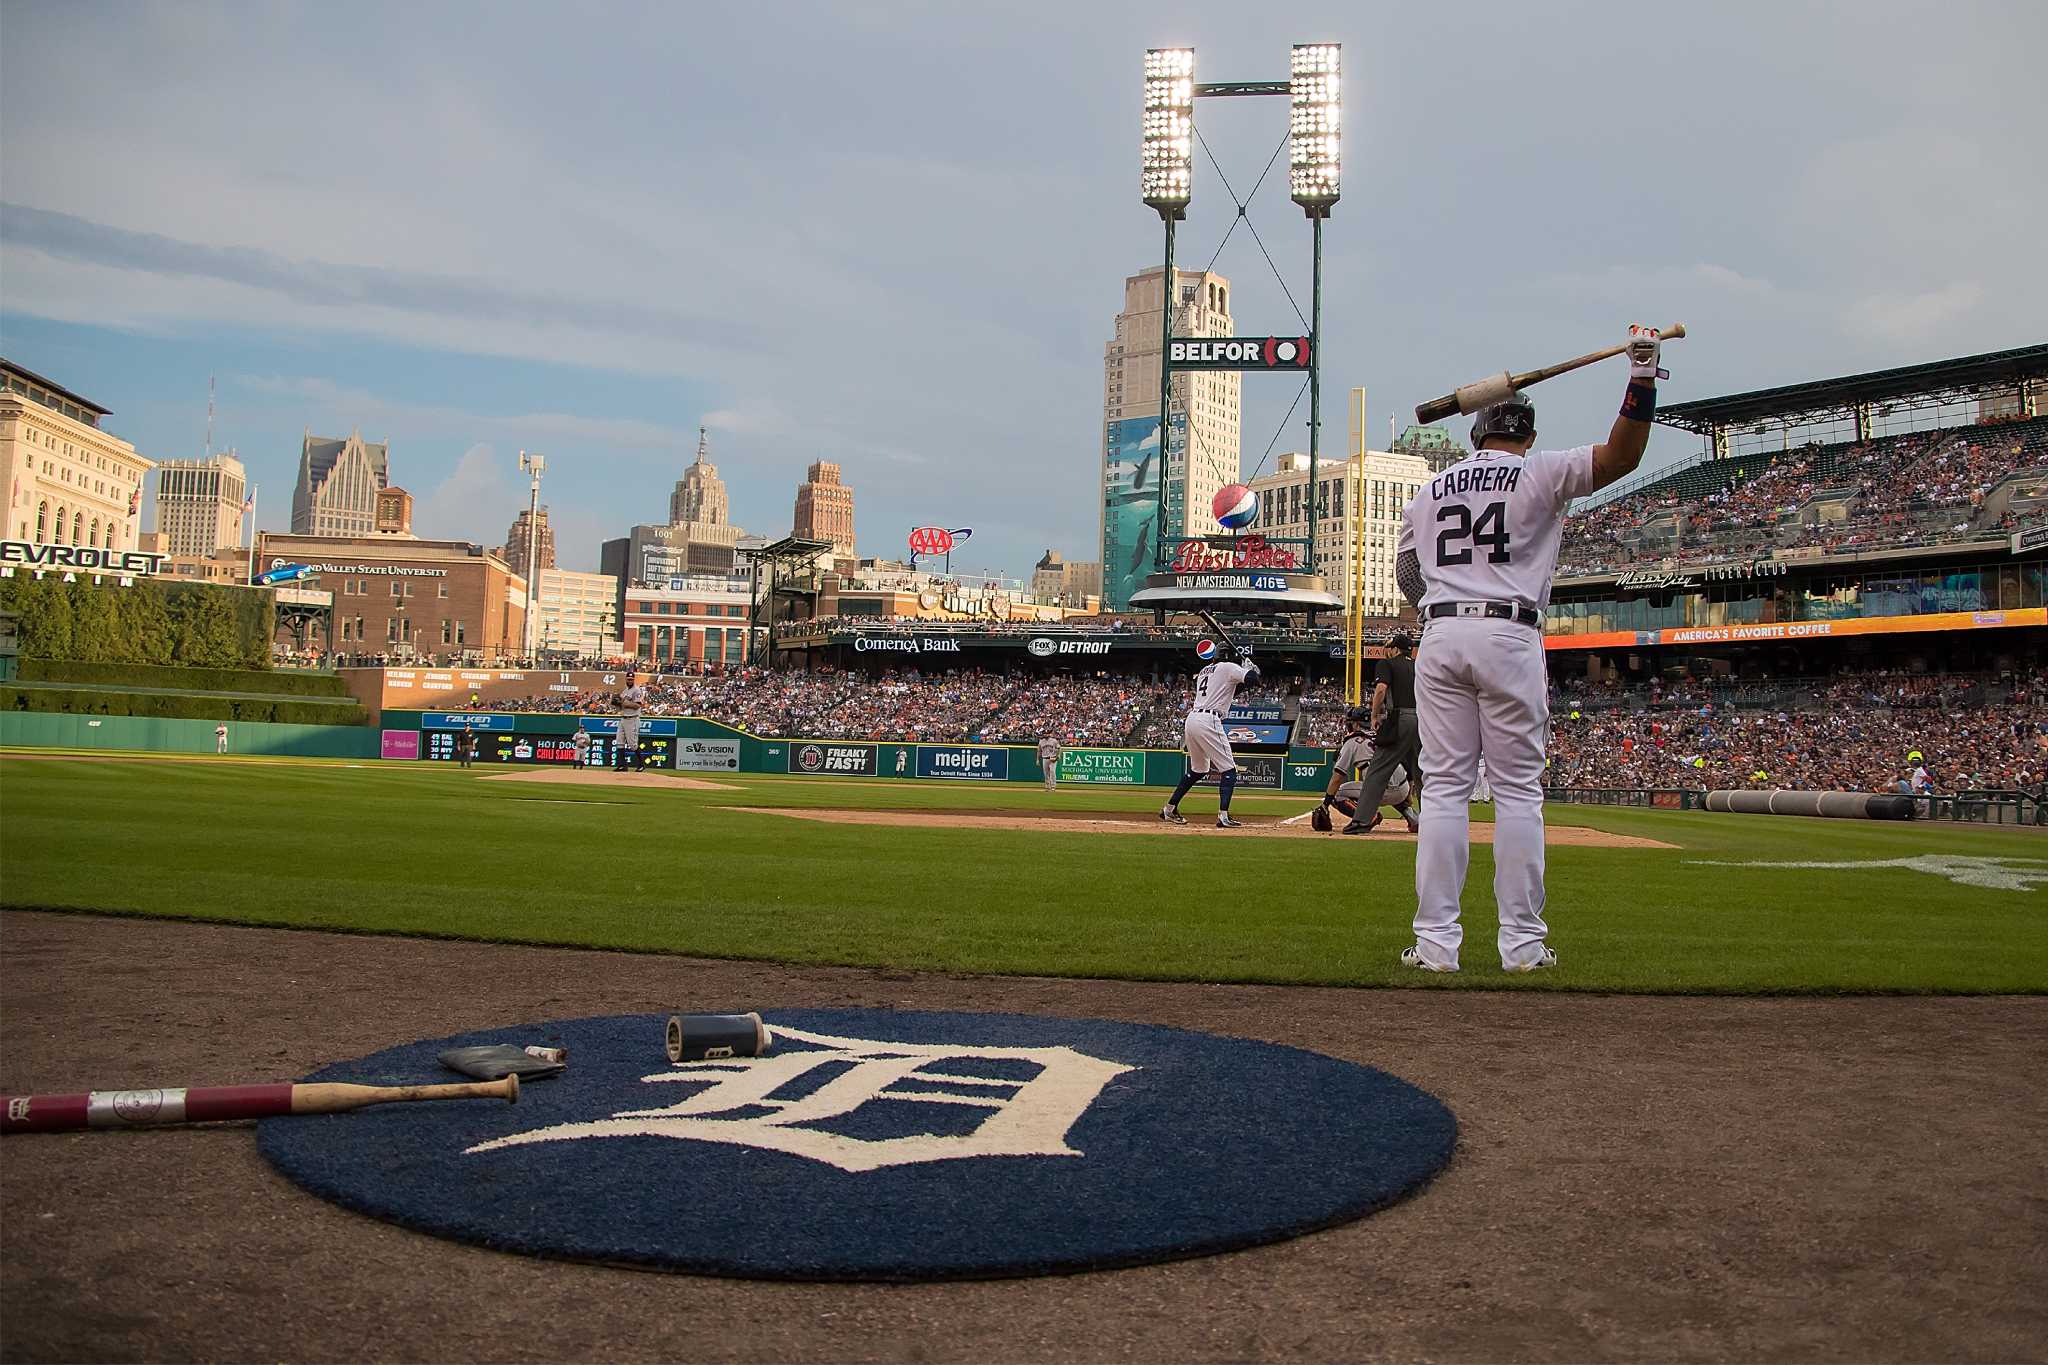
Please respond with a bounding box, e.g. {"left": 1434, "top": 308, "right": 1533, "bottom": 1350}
{"left": 1705, "top": 789, "right": 1918, "bottom": 820}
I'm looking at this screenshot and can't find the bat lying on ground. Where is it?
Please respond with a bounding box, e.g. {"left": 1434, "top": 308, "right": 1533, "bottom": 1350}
{"left": 1415, "top": 323, "right": 1686, "bottom": 424}
{"left": 1, "top": 1076, "right": 518, "bottom": 1134}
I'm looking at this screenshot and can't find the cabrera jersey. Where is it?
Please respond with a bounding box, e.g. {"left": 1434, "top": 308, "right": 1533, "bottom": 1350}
{"left": 1190, "top": 661, "right": 1253, "bottom": 717}
{"left": 1397, "top": 446, "right": 1598, "bottom": 612}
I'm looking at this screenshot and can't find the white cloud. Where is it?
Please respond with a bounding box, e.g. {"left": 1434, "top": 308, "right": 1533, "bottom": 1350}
{"left": 413, "top": 444, "right": 517, "bottom": 544}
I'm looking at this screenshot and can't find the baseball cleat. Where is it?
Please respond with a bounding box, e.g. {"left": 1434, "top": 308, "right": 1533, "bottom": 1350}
{"left": 1215, "top": 814, "right": 1245, "bottom": 828}
{"left": 1340, "top": 822, "right": 1371, "bottom": 834}
{"left": 1159, "top": 807, "right": 1187, "bottom": 825}
{"left": 1404, "top": 813, "right": 1420, "bottom": 834}
{"left": 1503, "top": 946, "right": 1558, "bottom": 973}
{"left": 1400, "top": 945, "right": 1458, "bottom": 973}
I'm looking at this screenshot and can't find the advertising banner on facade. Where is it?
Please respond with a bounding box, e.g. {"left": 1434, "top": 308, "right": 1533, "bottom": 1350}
{"left": 421, "top": 712, "right": 514, "bottom": 731}
{"left": 380, "top": 730, "right": 420, "bottom": 759}
{"left": 1102, "top": 414, "right": 1180, "bottom": 611}
{"left": 916, "top": 745, "right": 1010, "bottom": 781}
{"left": 787, "top": 742, "right": 878, "bottom": 776}
{"left": 580, "top": 716, "right": 679, "bottom": 737}
{"left": 674, "top": 738, "right": 742, "bottom": 771}
{"left": 1057, "top": 749, "right": 1144, "bottom": 785}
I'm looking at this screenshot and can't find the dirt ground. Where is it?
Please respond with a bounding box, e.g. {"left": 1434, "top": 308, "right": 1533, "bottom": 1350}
{"left": 724, "top": 805, "right": 1674, "bottom": 846}
{"left": 481, "top": 769, "right": 738, "bottom": 791}
{"left": 0, "top": 910, "right": 2041, "bottom": 1364}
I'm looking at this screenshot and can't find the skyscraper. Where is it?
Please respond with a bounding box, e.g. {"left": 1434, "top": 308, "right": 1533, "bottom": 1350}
{"left": 505, "top": 505, "right": 556, "bottom": 574}
{"left": 291, "top": 430, "right": 389, "bottom": 535}
{"left": 153, "top": 452, "right": 247, "bottom": 558}
{"left": 670, "top": 427, "right": 731, "bottom": 527}
{"left": 793, "top": 460, "right": 855, "bottom": 556}
{"left": 1100, "top": 267, "right": 1240, "bottom": 609}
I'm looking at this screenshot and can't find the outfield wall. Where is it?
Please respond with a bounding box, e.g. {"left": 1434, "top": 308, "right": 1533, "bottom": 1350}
{"left": 378, "top": 710, "right": 1338, "bottom": 791}
{"left": 0, "top": 712, "right": 381, "bottom": 758}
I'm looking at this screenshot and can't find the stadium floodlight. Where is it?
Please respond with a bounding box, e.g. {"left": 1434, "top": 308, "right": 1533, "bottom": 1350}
{"left": 1289, "top": 43, "right": 1341, "bottom": 215}
{"left": 1142, "top": 48, "right": 1195, "bottom": 218}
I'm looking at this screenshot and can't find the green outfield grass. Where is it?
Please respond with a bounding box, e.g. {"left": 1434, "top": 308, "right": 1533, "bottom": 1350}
{"left": 1, "top": 753, "right": 2041, "bottom": 994}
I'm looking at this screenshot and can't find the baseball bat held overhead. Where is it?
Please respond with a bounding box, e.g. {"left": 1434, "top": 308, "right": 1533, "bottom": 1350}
{"left": 1415, "top": 323, "right": 1686, "bottom": 424}
{"left": 1, "top": 1075, "right": 518, "bottom": 1134}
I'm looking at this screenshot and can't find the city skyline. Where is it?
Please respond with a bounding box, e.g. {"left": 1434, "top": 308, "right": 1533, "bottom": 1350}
{"left": 3, "top": 5, "right": 2044, "bottom": 581}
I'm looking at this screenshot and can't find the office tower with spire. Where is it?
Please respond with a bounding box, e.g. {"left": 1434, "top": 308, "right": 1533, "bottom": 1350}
{"left": 291, "top": 429, "right": 390, "bottom": 535}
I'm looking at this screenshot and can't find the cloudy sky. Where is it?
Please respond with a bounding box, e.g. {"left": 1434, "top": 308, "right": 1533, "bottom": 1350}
{"left": 3, "top": 2, "right": 2042, "bottom": 578}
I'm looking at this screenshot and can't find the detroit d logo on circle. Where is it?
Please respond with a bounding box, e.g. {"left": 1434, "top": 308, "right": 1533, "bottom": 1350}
{"left": 258, "top": 1008, "right": 1455, "bottom": 1280}
{"left": 467, "top": 1025, "right": 1135, "bottom": 1173}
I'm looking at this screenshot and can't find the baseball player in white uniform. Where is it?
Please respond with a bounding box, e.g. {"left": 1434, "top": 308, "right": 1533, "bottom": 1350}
{"left": 614, "top": 674, "right": 650, "bottom": 772}
{"left": 1393, "top": 325, "right": 1663, "bottom": 972}
{"left": 1160, "top": 643, "right": 1259, "bottom": 829}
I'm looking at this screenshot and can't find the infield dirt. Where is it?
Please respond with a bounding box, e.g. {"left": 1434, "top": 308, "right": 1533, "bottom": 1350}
{"left": 724, "top": 805, "right": 1675, "bottom": 846}
{"left": 2, "top": 909, "right": 2041, "bottom": 1364}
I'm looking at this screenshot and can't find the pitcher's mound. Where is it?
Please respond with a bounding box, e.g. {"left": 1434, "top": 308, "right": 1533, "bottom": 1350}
{"left": 725, "top": 807, "right": 1671, "bottom": 847}
{"left": 482, "top": 769, "right": 735, "bottom": 791}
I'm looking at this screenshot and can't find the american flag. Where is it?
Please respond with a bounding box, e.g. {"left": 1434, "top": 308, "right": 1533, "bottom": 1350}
{"left": 243, "top": 495, "right": 254, "bottom": 515}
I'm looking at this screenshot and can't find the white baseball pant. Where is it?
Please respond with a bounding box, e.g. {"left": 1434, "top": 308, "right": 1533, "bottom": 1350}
{"left": 1413, "top": 619, "right": 1551, "bottom": 970}
{"left": 1183, "top": 713, "right": 1237, "bottom": 774}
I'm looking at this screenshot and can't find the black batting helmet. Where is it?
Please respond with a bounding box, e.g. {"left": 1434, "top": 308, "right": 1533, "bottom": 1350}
{"left": 1345, "top": 705, "right": 1372, "bottom": 731}
{"left": 1471, "top": 390, "right": 1536, "bottom": 448}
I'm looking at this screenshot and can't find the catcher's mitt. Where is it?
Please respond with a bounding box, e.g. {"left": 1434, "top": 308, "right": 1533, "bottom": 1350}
{"left": 1310, "top": 803, "right": 1333, "bottom": 833}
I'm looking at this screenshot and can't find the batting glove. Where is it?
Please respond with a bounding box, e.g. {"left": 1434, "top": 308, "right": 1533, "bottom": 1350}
{"left": 1627, "top": 324, "right": 1665, "bottom": 381}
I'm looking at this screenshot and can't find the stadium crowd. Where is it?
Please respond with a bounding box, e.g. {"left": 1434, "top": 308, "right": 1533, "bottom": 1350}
{"left": 482, "top": 657, "right": 2044, "bottom": 794}
{"left": 498, "top": 667, "right": 1167, "bottom": 746}
{"left": 1555, "top": 416, "right": 2045, "bottom": 578}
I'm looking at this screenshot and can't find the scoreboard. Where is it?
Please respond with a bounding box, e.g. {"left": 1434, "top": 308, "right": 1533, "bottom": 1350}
{"left": 421, "top": 725, "right": 675, "bottom": 769}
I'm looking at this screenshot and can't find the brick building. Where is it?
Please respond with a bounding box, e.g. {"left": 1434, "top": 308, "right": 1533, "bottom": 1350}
{"left": 793, "top": 461, "right": 855, "bottom": 557}
{"left": 256, "top": 532, "right": 527, "bottom": 663}
{"left": 621, "top": 575, "right": 756, "bottom": 673}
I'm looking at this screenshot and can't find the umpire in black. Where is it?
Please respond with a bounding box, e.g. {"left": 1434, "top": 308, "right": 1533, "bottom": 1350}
{"left": 1343, "top": 631, "right": 1421, "bottom": 834}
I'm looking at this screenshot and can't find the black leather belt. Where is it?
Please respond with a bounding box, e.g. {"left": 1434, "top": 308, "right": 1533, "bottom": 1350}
{"left": 1425, "top": 601, "right": 1541, "bottom": 627}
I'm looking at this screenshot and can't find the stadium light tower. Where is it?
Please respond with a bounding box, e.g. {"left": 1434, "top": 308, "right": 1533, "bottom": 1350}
{"left": 1138, "top": 43, "right": 1341, "bottom": 582}
{"left": 1143, "top": 47, "right": 1195, "bottom": 571}
{"left": 1290, "top": 43, "right": 1340, "bottom": 565}
{"left": 517, "top": 449, "right": 545, "bottom": 664}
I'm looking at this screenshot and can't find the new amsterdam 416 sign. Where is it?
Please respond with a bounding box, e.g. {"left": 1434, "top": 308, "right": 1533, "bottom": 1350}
{"left": 1167, "top": 337, "right": 1312, "bottom": 371}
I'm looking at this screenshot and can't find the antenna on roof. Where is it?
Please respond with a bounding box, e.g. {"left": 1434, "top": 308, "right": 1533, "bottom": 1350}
{"left": 206, "top": 376, "right": 215, "bottom": 457}
{"left": 694, "top": 425, "right": 709, "bottom": 465}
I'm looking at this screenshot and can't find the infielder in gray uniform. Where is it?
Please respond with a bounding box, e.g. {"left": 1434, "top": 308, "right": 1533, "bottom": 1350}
{"left": 1392, "top": 324, "right": 1662, "bottom": 972}
{"left": 1037, "top": 735, "right": 1063, "bottom": 791}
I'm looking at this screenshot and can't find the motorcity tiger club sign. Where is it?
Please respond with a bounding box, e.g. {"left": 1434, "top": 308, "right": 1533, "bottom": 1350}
{"left": 1168, "top": 336, "right": 1311, "bottom": 371}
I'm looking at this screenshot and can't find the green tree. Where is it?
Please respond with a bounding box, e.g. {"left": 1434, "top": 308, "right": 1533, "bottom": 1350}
{"left": 14, "top": 576, "right": 75, "bottom": 659}
{"left": 66, "top": 579, "right": 123, "bottom": 661}
{"left": 124, "top": 583, "right": 176, "bottom": 664}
